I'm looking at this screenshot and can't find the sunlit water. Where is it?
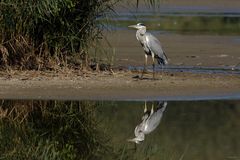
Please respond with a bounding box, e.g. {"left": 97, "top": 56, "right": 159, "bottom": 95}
{"left": 0, "top": 99, "right": 239, "bottom": 159}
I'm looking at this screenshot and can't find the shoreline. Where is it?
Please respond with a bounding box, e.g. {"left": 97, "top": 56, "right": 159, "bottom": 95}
{"left": 0, "top": 69, "right": 239, "bottom": 101}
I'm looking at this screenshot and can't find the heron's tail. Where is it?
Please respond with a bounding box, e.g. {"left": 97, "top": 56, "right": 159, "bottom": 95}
{"left": 156, "top": 57, "right": 168, "bottom": 65}
{"left": 156, "top": 101, "right": 167, "bottom": 111}
{"left": 156, "top": 52, "right": 168, "bottom": 65}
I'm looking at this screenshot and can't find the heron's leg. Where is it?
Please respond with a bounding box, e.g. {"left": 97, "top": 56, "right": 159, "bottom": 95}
{"left": 134, "top": 143, "right": 137, "bottom": 152}
{"left": 232, "top": 62, "right": 240, "bottom": 70}
{"left": 152, "top": 55, "right": 155, "bottom": 80}
{"left": 160, "top": 64, "right": 163, "bottom": 79}
{"left": 151, "top": 103, "right": 154, "bottom": 115}
{"left": 144, "top": 101, "right": 147, "bottom": 113}
{"left": 140, "top": 54, "right": 148, "bottom": 79}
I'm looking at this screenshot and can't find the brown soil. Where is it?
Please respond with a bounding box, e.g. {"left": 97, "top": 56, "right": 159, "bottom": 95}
{"left": 0, "top": 69, "right": 239, "bottom": 100}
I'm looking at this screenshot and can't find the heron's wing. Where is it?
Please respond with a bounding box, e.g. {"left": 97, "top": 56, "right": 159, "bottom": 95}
{"left": 145, "top": 33, "right": 168, "bottom": 64}
{"left": 143, "top": 102, "right": 167, "bottom": 134}
{"left": 134, "top": 123, "right": 144, "bottom": 136}
{"left": 144, "top": 115, "right": 162, "bottom": 134}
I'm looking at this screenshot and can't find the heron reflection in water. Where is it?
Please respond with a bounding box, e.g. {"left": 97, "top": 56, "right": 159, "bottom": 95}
{"left": 128, "top": 101, "right": 167, "bottom": 144}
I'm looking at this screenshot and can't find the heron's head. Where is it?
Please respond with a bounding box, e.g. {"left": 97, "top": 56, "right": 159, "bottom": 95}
{"left": 128, "top": 130, "right": 145, "bottom": 144}
{"left": 128, "top": 23, "right": 146, "bottom": 30}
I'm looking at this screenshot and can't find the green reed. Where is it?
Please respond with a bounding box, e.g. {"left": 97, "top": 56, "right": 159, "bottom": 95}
{"left": 0, "top": 0, "right": 116, "bottom": 70}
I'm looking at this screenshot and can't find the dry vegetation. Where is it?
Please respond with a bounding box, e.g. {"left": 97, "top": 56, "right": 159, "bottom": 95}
{"left": 0, "top": 0, "right": 118, "bottom": 71}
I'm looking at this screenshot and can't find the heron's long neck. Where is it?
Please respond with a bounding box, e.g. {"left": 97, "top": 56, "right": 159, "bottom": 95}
{"left": 136, "top": 29, "right": 146, "bottom": 44}
{"left": 136, "top": 28, "right": 146, "bottom": 36}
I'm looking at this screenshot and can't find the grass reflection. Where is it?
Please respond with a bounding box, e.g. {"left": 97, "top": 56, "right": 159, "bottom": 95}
{"left": 0, "top": 100, "right": 111, "bottom": 160}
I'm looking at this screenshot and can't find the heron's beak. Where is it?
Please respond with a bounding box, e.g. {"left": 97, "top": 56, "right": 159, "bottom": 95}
{"left": 127, "top": 138, "right": 140, "bottom": 144}
{"left": 128, "top": 25, "right": 138, "bottom": 29}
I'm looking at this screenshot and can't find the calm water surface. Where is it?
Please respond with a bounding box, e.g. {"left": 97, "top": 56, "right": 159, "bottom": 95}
{"left": 0, "top": 100, "right": 239, "bottom": 159}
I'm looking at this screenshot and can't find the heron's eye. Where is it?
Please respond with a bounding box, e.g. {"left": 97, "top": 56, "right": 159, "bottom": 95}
{"left": 137, "top": 23, "right": 145, "bottom": 26}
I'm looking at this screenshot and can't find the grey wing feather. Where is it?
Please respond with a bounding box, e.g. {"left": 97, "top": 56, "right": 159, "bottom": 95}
{"left": 157, "top": 101, "right": 167, "bottom": 111}
{"left": 144, "top": 102, "right": 167, "bottom": 134}
{"left": 144, "top": 112, "right": 163, "bottom": 134}
{"left": 145, "top": 33, "right": 168, "bottom": 65}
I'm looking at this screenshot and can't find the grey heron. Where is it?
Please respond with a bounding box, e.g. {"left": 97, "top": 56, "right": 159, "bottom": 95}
{"left": 128, "top": 23, "right": 168, "bottom": 79}
{"left": 128, "top": 101, "right": 167, "bottom": 144}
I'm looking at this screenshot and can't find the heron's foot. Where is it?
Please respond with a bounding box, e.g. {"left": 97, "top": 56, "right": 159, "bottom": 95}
{"left": 132, "top": 75, "right": 145, "bottom": 81}
{"left": 140, "top": 71, "right": 147, "bottom": 79}
{"left": 110, "top": 69, "right": 115, "bottom": 75}
{"left": 140, "top": 73, "right": 146, "bottom": 79}
{"left": 132, "top": 75, "right": 140, "bottom": 79}
{"left": 159, "top": 75, "right": 163, "bottom": 80}
{"left": 140, "top": 75, "right": 144, "bottom": 80}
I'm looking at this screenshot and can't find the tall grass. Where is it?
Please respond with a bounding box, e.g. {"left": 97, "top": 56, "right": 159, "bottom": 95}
{"left": 0, "top": 0, "right": 160, "bottom": 71}
{"left": 0, "top": 0, "right": 117, "bottom": 70}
